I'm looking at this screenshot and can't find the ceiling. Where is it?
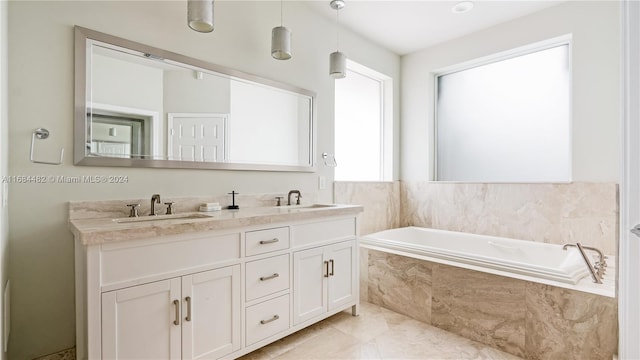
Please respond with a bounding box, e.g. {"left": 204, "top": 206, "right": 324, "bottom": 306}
{"left": 305, "top": 1, "right": 563, "bottom": 55}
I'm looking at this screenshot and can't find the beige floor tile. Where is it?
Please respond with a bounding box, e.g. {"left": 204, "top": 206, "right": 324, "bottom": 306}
{"left": 272, "top": 327, "right": 361, "bottom": 360}
{"left": 240, "top": 302, "right": 522, "bottom": 360}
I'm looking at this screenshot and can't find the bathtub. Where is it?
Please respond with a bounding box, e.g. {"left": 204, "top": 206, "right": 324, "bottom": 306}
{"left": 361, "top": 227, "right": 614, "bottom": 296}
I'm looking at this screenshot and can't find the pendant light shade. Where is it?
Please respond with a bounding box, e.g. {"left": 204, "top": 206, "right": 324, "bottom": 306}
{"left": 271, "top": 0, "right": 292, "bottom": 60}
{"left": 271, "top": 26, "right": 292, "bottom": 60}
{"left": 188, "top": 0, "right": 214, "bottom": 33}
{"left": 329, "top": 51, "right": 346, "bottom": 79}
{"left": 329, "top": 0, "right": 346, "bottom": 78}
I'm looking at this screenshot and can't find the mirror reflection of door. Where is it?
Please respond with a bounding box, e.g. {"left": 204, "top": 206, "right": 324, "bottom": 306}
{"left": 167, "top": 113, "right": 227, "bottom": 162}
{"left": 90, "top": 114, "right": 144, "bottom": 157}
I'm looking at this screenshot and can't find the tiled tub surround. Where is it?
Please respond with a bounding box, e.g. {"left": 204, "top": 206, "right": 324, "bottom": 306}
{"left": 401, "top": 182, "right": 618, "bottom": 255}
{"left": 334, "top": 181, "right": 618, "bottom": 359}
{"left": 367, "top": 250, "right": 617, "bottom": 360}
{"left": 361, "top": 226, "right": 615, "bottom": 297}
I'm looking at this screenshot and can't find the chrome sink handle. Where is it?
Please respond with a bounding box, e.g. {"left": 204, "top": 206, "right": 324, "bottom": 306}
{"left": 126, "top": 204, "right": 140, "bottom": 218}
{"left": 164, "top": 202, "right": 175, "bottom": 215}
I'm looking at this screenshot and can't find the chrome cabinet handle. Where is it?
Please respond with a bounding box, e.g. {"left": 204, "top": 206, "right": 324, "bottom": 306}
{"left": 259, "top": 238, "right": 279, "bottom": 245}
{"left": 185, "top": 296, "right": 192, "bottom": 322}
{"left": 260, "top": 314, "right": 280, "bottom": 325}
{"left": 173, "top": 300, "right": 180, "bottom": 325}
{"left": 631, "top": 224, "right": 640, "bottom": 237}
{"left": 260, "top": 273, "right": 280, "bottom": 281}
{"left": 329, "top": 259, "right": 335, "bottom": 276}
{"left": 324, "top": 260, "right": 329, "bottom": 278}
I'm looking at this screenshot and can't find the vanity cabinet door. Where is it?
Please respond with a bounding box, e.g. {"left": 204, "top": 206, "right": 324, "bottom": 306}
{"left": 326, "top": 240, "right": 357, "bottom": 311}
{"left": 182, "top": 265, "right": 241, "bottom": 360}
{"left": 102, "top": 278, "right": 182, "bottom": 360}
{"left": 293, "top": 240, "right": 357, "bottom": 325}
{"left": 293, "top": 246, "right": 328, "bottom": 324}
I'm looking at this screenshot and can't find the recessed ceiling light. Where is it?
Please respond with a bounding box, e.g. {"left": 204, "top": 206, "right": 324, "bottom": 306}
{"left": 452, "top": 1, "right": 474, "bottom": 14}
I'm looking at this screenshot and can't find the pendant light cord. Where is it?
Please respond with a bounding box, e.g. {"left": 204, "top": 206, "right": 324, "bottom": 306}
{"left": 281, "top": 0, "right": 284, "bottom": 26}
{"left": 335, "top": 7, "right": 340, "bottom": 51}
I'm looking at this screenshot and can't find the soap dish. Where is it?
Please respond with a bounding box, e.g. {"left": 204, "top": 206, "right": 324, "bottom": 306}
{"left": 199, "top": 202, "right": 222, "bottom": 212}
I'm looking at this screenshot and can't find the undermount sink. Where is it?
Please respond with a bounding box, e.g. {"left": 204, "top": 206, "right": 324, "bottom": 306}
{"left": 113, "top": 213, "right": 213, "bottom": 223}
{"left": 277, "top": 204, "right": 338, "bottom": 211}
{"left": 294, "top": 204, "right": 337, "bottom": 209}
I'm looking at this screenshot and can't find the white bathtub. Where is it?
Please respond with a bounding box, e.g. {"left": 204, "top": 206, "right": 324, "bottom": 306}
{"left": 361, "top": 227, "right": 614, "bottom": 293}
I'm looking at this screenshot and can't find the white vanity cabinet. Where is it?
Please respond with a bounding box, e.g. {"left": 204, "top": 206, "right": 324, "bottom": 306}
{"left": 101, "top": 265, "right": 241, "bottom": 360}
{"left": 293, "top": 240, "right": 357, "bottom": 324}
{"left": 71, "top": 206, "right": 362, "bottom": 360}
{"left": 292, "top": 218, "right": 358, "bottom": 325}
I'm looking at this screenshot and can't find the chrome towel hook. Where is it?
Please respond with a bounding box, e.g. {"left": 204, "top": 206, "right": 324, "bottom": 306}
{"left": 30, "top": 128, "right": 64, "bottom": 165}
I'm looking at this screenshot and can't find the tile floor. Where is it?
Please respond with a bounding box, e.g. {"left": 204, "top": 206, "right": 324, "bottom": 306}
{"left": 239, "top": 302, "right": 523, "bottom": 360}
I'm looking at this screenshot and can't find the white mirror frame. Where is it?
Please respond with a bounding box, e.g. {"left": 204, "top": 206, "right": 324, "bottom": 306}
{"left": 74, "top": 26, "right": 316, "bottom": 172}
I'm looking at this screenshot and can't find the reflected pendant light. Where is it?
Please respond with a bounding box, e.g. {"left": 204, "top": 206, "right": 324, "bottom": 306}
{"left": 329, "top": 0, "right": 346, "bottom": 78}
{"left": 271, "top": 0, "right": 292, "bottom": 60}
{"left": 188, "top": 0, "right": 214, "bottom": 33}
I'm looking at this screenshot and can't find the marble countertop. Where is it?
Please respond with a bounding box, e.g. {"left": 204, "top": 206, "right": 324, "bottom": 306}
{"left": 69, "top": 204, "right": 363, "bottom": 245}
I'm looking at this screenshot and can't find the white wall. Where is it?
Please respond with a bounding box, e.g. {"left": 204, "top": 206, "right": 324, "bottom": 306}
{"left": 0, "top": 0, "right": 7, "bottom": 359}
{"left": 7, "top": 1, "right": 399, "bottom": 358}
{"left": 401, "top": 1, "right": 620, "bottom": 182}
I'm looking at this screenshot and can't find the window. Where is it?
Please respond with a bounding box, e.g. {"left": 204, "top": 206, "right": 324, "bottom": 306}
{"left": 334, "top": 61, "right": 392, "bottom": 181}
{"left": 435, "top": 38, "right": 571, "bottom": 182}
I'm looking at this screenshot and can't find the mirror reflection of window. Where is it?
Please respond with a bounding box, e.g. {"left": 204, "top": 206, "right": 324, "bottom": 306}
{"left": 436, "top": 39, "right": 571, "bottom": 182}
{"left": 90, "top": 115, "right": 140, "bottom": 157}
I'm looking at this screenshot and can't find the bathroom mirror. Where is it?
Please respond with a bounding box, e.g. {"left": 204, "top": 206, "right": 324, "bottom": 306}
{"left": 74, "top": 26, "right": 315, "bottom": 171}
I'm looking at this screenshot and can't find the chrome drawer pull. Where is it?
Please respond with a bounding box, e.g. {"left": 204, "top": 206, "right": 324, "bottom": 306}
{"left": 324, "top": 260, "right": 329, "bottom": 277}
{"left": 260, "top": 314, "right": 280, "bottom": 325}
{"left": 259, "top": 238, "right": 279, "bottom": 245}
{"left": 260, "top": 273, "right": 280, "bottom": 281}
{"left": 173, "top": 300, "right": 180, "bottom": 325}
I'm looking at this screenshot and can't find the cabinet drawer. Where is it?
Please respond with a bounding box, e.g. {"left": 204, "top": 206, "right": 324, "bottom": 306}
{"left": 292, "top": 218, "right": 356, "bottom": 248}
{"left": 245, "top": 227, "right": 290, "bottom": 256}
{"left": 100, "top": 232, "right": 240, "bottom": 288}
{"left": 246, "top": 294, "right": 290, "bottom": 346}
{"left": 246, "top": 254, "right": 290, "bottom": 301}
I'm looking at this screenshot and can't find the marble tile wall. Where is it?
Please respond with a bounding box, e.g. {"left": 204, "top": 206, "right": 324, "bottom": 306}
{"left": 367, "top": 250, "right": 618, "bottom": 360}
{"left": 333, "top": 181, "right": 401, "bottom": 236}
{"left": 432, "top": 264, "right": 527, "bottom": 357}
{"left": 367, "top": 249, "right": 432, "bottom": 324}
{"left": 401, "top": 182, "right": 619, "bottom": 255}
{"left": 334, "top": 181, "right": 401, "bottom": 301}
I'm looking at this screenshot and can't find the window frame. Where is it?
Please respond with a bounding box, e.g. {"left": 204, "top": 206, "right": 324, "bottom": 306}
{"left": 433, "top": 34, "right": 573, "bottom": 182}
{"left": 334, "top": 60, "right": 393, "bottom": 182}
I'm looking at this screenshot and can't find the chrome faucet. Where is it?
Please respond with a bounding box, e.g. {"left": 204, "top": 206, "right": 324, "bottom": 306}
{"left": 150, "top": 194, "right": 161, "bottom": 216}
{"left": 562, "top": 243, "right": 607, "bottom": 284}
{"left": 287, "top": 190, "right": 301, "bottom": 206}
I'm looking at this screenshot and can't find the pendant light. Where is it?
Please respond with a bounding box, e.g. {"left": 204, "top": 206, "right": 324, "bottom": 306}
{"left": 271, "top": 0, "right": 292, "bottom": 60}
{"left": 187, "top": 0, "right": 214, "bottom": 33}
{"left": 329, "top": 0, "right": 346, "bottom": 79}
